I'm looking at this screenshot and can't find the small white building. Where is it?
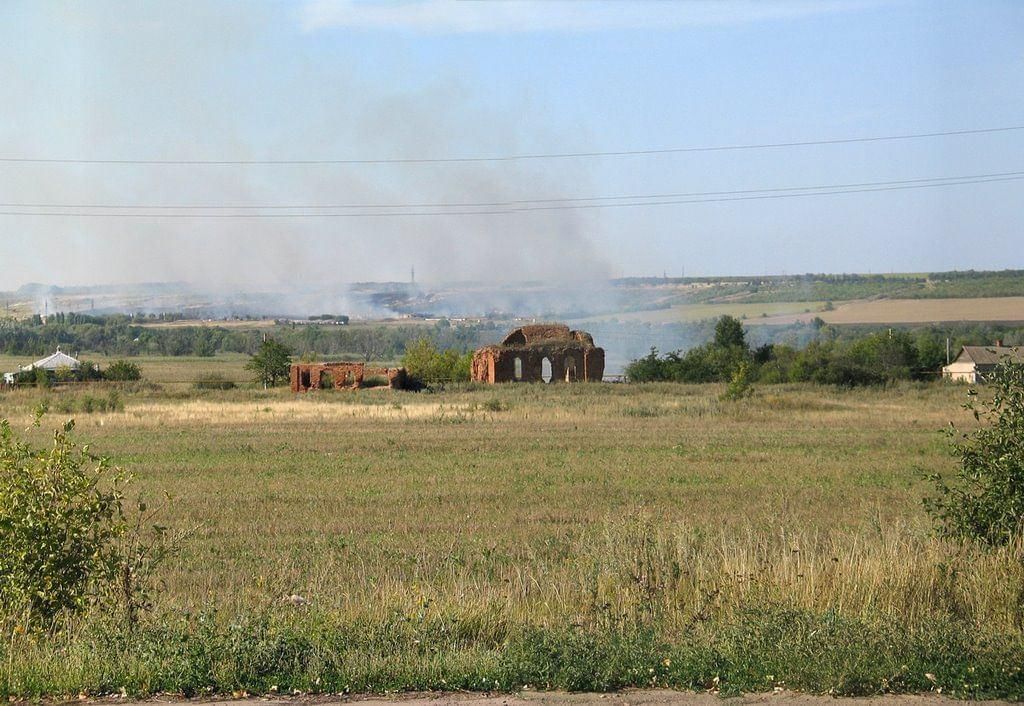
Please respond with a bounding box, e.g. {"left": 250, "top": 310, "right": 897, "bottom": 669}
{"left": 3, "top": 348, "right": 81, "bottom": 385}
{"left": 942, "top": 343, "right": 1024, "bottom": 383}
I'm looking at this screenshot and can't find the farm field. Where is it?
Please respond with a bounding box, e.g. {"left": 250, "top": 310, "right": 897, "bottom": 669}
{"left": 572, "top": 301, "right": 826, "bottom": 325}
{"left": 3, "top": 374, "right": 1024, "bottom": 698}
{"left": 815, "top": 297, "right": 1024, "bottom": 325}
{"left": 0, "top": 352, "right": 253, "bottom": 389}
{"left": 578, "top": 297, "right": 1024, "bottom": 327}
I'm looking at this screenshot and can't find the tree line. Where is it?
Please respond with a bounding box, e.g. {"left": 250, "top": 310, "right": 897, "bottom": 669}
{"left": 624, "top": 315, "right": 1015, "bottom": 386}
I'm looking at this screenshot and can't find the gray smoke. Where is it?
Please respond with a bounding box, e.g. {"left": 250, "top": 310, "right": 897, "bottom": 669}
{"left": 0, "top": 4, "right": 615, "bottom": 316}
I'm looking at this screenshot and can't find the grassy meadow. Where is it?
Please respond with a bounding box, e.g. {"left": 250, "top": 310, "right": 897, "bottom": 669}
{"left": 2, "top": 369, "right": 1023, "bottom": 698}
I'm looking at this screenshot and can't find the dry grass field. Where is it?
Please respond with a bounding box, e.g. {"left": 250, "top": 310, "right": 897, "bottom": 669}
{"left": 752, "top": 298, "right": 1024, "bottom": 326}
{"left": 572, "top": 301, "right": 825, "bottom": 325}
{"left": 817, "top": 298, "right": 1024, "bottom": 325}
{"left": 574, "top": 297, "right": 1024, "bottom": 327}
{"left": 2, "top": 374, "right": 1023, "bottom": 698}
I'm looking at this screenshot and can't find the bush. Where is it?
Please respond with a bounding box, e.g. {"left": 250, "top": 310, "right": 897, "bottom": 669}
{"left": 481, "top": 398, "right": 510, "bottom": 412}
{"left": 402, "top": 338, "right": 471, "bottom": 385}
{"left": 720, "top": 361, "right": 754, "bottom": 401}
{"left": 33, "top": 367, "right": 52, "bottom": 389}
{"left": 0, "top": 416, "right": 182, "bottom": 627}
{"left": 0, "top": 418, "right": 128, "bottom": 624}
{"left": 925, "top": 360, "right": 1024, "bottom": 545}
{"left": 105, "top": 359, "right": 142, "bottom": 382}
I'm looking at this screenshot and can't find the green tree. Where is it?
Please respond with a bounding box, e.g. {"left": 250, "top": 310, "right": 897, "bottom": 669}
{"left": 713, "top": 315, "right": 747, "bottom": 350}
{"left": 402, "top": 337, "right": 471, "bottom": 385}
{"left": 246, "top": 337, "right": 293, "bottom": 387}
{"left": 925, "top": 361, "right": 1024, "bottom": 545}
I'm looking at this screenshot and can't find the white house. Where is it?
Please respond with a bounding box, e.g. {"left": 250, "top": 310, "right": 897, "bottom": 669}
{"left": 3, "top": 348, "right": 81, "bottom": 385}
{"left": 942, "top": 343, "right": 1024, "bottom": 383}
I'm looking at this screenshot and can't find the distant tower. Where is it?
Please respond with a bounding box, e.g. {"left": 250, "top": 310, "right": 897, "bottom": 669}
{"left": 411, "top": 265, "right": 416, "bottom": 285}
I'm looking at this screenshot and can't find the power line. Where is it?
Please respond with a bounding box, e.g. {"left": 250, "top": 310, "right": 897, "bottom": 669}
{"left": 3, "top": 170, "right": 1021, "bottom": 210}
{"left": 0, "top": 172, "right": 1020, "bottom": 218}
{"left": 1, "top": 126, "right": 1021, "bottom": 166}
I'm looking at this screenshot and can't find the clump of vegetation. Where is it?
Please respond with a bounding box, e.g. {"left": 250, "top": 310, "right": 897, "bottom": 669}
{"left": 625, "top": 316, "right": 751, "bottom": 384}
{"left": 720, "top": 361, "right": 754, "bottom": 401}
{"left": 193, "top": 373, "right": 237, "bottom": 391}
{"left": 0, "top": 416, "right": 182, "bottom": 628}
{"left": 361, "top": 374, "right": 390, "bottom": 388}
{"left": 402, "top": 337, "right": 472, "bottom": 386}
{"left": 925, "top": 360, "right": 1024, "bottom": 545}
{"left": 246, "top": 337, "right": 293, "bottom": 387}
{"left": 104, "top": 359, "right": 142, "bottom": 382}
{"left": 53, "top": 390, "right": 124, "bottom": 414}
{"left": 481, "top": 398, "right": 511, "bottom": 412}
{"left": 628, "top": 315, "right": 947, "bottom": 387}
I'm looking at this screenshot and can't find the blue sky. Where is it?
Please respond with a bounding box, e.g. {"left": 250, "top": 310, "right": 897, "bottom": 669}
{"left": 0, "top": 0, "right": 1022, "bottom": 289}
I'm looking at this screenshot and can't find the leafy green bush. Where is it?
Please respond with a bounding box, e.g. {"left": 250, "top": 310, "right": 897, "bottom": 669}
{"left": 0, "top": 418, "right": 129, "bottom": 624}
{"left": 925, "top": 361, "right": 1024, "bottom": 545}
{"left": 0, "top": 416, "right": 182, "bottom": 628}
{"left": 104, "top": 359, "right": 142, "bottom": 382}
{"left": 401, "top": 338, "right": 471, "bottom": 385}
{"left": 720, "top": 361, "right": 754, "bottom": 401}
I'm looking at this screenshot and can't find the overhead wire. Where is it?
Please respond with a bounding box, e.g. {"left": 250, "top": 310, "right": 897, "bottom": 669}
{"left": 0, "top": 171, "right": 1021, "bottom": 218}
{"left": 2, "top": 170, "right": 1021, "bottom": 210}
{"left": 0, "top": 125, "right": 1021, "bottom": 165}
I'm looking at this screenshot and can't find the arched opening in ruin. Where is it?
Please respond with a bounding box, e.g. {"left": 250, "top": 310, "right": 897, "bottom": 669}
{"left": 319, "top": 371, "right": 334, "bottom": 389}
{"left": 542, "top": 357, "right": 552, "bottom": 383}
{"left": 564, "top": 357, "right": 577, "bottom": 382}
{"left": 514, "top": 357, "right": 523, "bottom": 381}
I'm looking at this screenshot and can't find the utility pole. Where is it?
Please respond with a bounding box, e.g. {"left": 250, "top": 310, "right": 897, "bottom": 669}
{"left": 946, "top": 337, "right": 951, "bottom": 365}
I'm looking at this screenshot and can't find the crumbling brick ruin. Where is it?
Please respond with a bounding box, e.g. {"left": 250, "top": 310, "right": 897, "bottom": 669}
{"left": 290, "top": 362, "right": 408, "bottom": 392}
{"left": 471, "top": 324, "right": 604, "bottom": 384}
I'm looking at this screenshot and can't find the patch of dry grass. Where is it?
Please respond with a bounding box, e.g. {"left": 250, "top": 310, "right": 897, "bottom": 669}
{"left": 4, "top": 375, "right": 1024, "bottom": 697}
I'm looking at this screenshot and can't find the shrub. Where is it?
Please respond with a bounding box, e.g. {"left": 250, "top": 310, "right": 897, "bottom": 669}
{"left": 33, "top": 367, "right": 52, "bottom": 389}
{"left": 925, "top": 360, "right": 1024, "bottom": 545}
{"left": 105, "top": 360, "right": 142, "bottom": 382}
{"left": 402, "top": 338, "right": 471, "bottom": 385}
{"left": 0, "top": 417, "right": 128, "bottom": 624}
{"left": 481, "top": 398, "right": 510, "bottom": 412}
{"left": 0, "top": 416, "right": 183, "bottom": 627}
{"left": 362, "top": 374, "right": 390, "bottom": 388}
{"left": 720, "top": 361, "right": 754, "bottom": 401}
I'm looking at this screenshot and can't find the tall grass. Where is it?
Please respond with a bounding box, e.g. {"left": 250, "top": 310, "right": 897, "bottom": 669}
{"left": 2, "top": 377, "right": 1021, "bottom": 697}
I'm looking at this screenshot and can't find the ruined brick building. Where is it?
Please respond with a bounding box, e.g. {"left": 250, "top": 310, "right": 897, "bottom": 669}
{"left": 290, "top": 362, "right": 407, "bottom": 392}
{"left": 471, "top": 324, "right": 604, "bottom": 384}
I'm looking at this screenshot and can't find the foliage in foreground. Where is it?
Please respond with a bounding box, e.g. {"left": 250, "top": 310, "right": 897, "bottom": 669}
{"left": 3, "top": 606, "right": 1022, "bottom": 699}
{"left": 0, "top": 418, "right": 129, "bottom": 623}
{"left": 0, "top": 417, "right": 181, "bottom": 627}
{"left": 926, "top": 361, "right": 1024, "bottom": 545}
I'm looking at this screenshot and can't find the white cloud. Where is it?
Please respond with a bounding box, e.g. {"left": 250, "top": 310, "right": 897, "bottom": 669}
{"left": 301, "top": 0, "right": 879, "bottom": 34}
